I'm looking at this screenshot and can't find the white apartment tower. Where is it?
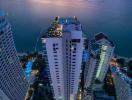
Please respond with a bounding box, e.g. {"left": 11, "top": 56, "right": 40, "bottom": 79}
{"left": 94, "top": 33, "right": 114, "bottom": 82}
{"left": 0, "top": 10, "right": 29, "bottom": 100}
{"left": 42, "top": 17, "right": 84, "bottom": 100}
{"left": 84, "top": 33, "right": 114, "bottom": 88}
{"left": 83, "top": 33, "right": 114, "bottom": 100}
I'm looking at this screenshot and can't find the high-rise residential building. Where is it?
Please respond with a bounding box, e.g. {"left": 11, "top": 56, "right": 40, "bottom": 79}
{"left": 0, "top": 10, "right": 29, "bottom": 100}
{"left": 83, "top": 33, "right": 114, "bottom": 100}
{"left": 94, "top": 33, "right": 114, "bottom": 82}
{"left": 111, "top": 66, "right": 132, "bottom": 100}
{"left": 0, "top": 89, "right": 10, "bottom": 100}
{"left": 41, "top": 16, "right": 84, "bottom": 100}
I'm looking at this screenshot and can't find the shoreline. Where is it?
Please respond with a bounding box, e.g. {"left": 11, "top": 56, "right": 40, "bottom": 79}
{"left": 18, "top": 52, "right": 132, "bottom": 61}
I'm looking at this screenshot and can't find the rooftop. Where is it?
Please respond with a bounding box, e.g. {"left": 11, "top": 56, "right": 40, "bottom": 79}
{"left": 42, "top": 16, "right": 81, "bottom": 38}
{"left": 95, "top": 33, "right": 114, "bottom": 47}
{"left": 95, "top": 33, "right": 108, "bottom": 41}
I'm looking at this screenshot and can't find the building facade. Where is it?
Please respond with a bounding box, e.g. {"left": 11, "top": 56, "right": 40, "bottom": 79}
{"left": 84, "top": 33, "right": 114, "bottom": 100}
{"left": 0, "top": 89, "right": 10, "bottom": 100}
{"left": 0, "top": 10, "right": 29, "bottom": 100}
{"left": 112, "top": 66, "right": 132, "bottom": 100}
{"left": 42, "top": 17, "right": 84, "bottom": 100}
{"left": 94, "top": 33, "right": 114, "bottom": 82}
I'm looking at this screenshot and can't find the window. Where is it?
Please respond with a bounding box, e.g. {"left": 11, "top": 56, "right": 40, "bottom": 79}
{"left": 57, "top": 81, "right": 60, "bottom": 83}
{"left": 54, "top": 58, "right": 58, "bottom": 60}
{"left": 53, "top": 44, "right": 56, "bottom": 47}
{"left": 56, "top": 48, "right": 59, "bottom": 50}
{"left": 56, "top": 70, "right": 59, "bottom": 72}
{"left": 72, "top": 70, "right": 75, "bottom": 72}
{"left": 74, "top": 48, "right": 76, "bottom": 51}
{"left": 53, "top": 48, "right": 56, "bottom": 51}
{"left": 72, "top": 77, "right": 74, "bottom": 79}
{"left": 53, "top": 51, "right": 57, "bottom": 53}
{"left": 56, "top": 74, "right": 59, "bottom": 76}
{"left": 0, "top": 31, "right": 4, "bottom": 36}
{"left": 71, "top": 39, "right": 80, "bottom": 43}
{"left": 55, "top": 67, "right": 58, "bottom": 69}
{"left": 54, "top": 55, "right": 57, "bottom": 57}
{"left": 73, "top": 51, "right": 76, "bottom": 53}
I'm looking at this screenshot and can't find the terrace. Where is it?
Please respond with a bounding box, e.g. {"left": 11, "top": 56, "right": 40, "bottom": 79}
{"left": 42, "top": 16, "right": 81, "bottom": 38}
{"left": 95, "top": 33, "right": 114, "bottom": 47}
{"left": 25, "top": 60, "right": 34, "bottom": 78}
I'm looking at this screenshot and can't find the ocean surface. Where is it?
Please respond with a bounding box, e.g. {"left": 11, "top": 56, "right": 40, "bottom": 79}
{"left": 0, "top": 0, "right": 132, "bottom": 57}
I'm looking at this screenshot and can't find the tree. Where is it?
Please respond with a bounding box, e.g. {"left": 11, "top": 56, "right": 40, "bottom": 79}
{"left": 95, "top": 79, "right": 101, "bottom": 84}
{"left": 116, "top": 58, "right": 125, "bottom": 67}
{"left": 128, "top": 60, "right": 132, "bottom": 70}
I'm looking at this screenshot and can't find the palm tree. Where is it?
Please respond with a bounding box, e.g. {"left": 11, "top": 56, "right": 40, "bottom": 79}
{"left": 128, "top": 60, "right": 132, "bottom": 70}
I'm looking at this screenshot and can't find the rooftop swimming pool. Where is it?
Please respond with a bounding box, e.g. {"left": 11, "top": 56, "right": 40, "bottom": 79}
{"left": 83, "top": 50, "right": 89, "bottom": 62}
{"left": 25, "top": 60, "right": 34, "bottom": 78}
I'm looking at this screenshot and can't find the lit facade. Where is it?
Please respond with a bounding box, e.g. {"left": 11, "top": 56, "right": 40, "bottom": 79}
{"left": 0, "top": 10, "right": 29, "bottom": 100}
{"left": 83, "top": 33, "right": 114, "bottom": 100}
{"left": 94, "top": 33, "right": 114, "bottom": 82}
{"left": 42, "top": 17, "right": 84, "bottom": 100}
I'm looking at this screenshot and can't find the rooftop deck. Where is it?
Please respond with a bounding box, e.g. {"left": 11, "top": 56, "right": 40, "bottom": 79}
{"left": 42, "top": 16, "right": 81, "bottom": 38}
{"left": 95, "top": 33, "right": 114, "bottom": 47}
{"left": 58, "top": 17, "right": 80, "bottom": 25}
{"left": 25, "top": 60, "right": 34, "bottom": 78}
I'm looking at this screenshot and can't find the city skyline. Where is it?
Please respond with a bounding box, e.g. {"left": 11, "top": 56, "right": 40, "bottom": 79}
{"left": 0, "top": 0, "right": 132, "bottom": 100}
{"left": 0, "top": 0, "right": 131, "bottom": 57}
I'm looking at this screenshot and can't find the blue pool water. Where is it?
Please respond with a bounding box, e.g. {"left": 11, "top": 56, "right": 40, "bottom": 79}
{"left": 83, "top": 50, "right": 89, "bottom": 62}
{"left": 25, "top": 60, "right": 34, "bottom": 77}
